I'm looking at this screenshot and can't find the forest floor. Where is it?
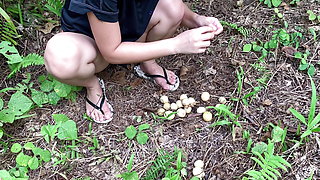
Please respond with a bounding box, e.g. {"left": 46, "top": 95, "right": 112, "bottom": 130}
{"left": 1, "top": 0, "right": 320, "bottom": 179}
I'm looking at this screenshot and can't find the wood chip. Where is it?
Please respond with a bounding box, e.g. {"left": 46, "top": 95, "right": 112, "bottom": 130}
{"left": 281, "top": 46, "right": 297, "bottom": 57}
{"left": 262, "top": 99, "right": 272, "bottom": 106}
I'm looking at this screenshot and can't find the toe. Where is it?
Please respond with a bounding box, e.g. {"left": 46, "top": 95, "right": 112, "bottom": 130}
{"left": 167, "top": 70, "right": 177, "bottom": 84}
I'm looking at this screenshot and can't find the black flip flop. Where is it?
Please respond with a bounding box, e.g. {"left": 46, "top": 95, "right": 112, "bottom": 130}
{"left": 85, "top": 78, "right": 114, "bottom": 123}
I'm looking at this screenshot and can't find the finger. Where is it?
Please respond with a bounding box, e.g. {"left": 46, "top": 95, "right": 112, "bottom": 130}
{"left": 198, "top": 48, "right": 207, "bottom": 53}
{"left": 196, "top": 26, "right": 214, "bottom": 34}
{"left": 213, "top": 25, "right": 223, "bottom": 35}
{"left": 212, "top": 21, "right": 223, "bottom": 35}
{"left": 197, "top": 40, "right": 211, "bottom": 48}
{"left": 200, "top": 32, "right": 215, "bottom": 41}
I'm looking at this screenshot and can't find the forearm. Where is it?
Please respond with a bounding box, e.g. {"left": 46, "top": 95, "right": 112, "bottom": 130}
{"left": 103, "top": 38, "right": 177, "bottom": 64}
{"left": 181, "top": 4, "right": 200, "bottom": 28}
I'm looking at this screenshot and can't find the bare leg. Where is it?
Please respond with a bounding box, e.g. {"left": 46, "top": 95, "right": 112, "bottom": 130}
{"left": 137, "top": 0, "right": 185, "bottom": 90}
{"left": 44, "top": 32, "right": 112, "bottom": 122}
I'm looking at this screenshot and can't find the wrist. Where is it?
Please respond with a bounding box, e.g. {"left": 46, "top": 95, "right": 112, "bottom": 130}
{"left": 168, "top": 37, "right": 180, "bottom": 55}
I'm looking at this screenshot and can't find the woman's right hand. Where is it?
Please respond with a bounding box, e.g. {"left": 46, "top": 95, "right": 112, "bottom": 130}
{"left": 173, "top": 26, "right": 215, "bottom": 54}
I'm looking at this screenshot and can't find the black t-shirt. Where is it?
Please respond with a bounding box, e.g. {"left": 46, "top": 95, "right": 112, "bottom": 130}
{"left": 61, "top": 0, "right": 159, "bottom": 42}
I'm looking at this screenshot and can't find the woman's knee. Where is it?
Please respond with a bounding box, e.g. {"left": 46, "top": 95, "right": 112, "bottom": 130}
{"left": 157, "top": 0, "right": 184, "bottom": 26}
{"left": 44, "top": 33, "right": 85, "bottom": 79}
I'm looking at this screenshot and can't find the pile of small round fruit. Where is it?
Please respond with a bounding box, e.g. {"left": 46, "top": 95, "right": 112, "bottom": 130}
{"left": 156, "top": 92, "right": 224, "bottom": 122}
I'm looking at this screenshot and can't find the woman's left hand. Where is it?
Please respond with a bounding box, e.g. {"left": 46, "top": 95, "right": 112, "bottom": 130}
{"left": 195, "top": 15, "right": 223, "bottom": 35}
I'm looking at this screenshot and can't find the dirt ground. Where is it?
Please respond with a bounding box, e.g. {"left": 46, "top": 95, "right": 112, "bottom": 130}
{"left": 1, "top": 0, "right": 320, "bottom": 179}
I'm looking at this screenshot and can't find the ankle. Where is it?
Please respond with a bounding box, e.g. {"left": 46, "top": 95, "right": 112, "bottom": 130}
{"left": 86, "top": 77, "right": 101, "bottom": 91}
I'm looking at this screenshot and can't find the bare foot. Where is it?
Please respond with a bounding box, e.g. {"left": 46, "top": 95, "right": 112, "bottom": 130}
{"left": 86, "top": 78, "right": 113, "bottom": 123}
{"left": 140, "top": 61, "right": 178, "bottom": 90}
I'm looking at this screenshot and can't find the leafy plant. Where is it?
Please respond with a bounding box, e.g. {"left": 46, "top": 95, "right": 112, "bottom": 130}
{"left": 294, "top": 50, "right": 316, "bottom": 76}
{"left": 0, "top": 41, "right": 44, "bottom": 77}
{"left": 124, "top": 123, "right": 150, "bottom": 145}
{"left": 0, "top": 7, "right": 20, "bottom": 45}
{"left": 142, "top": 149, "right": 186, "bottom": 180}
{"left": 208, "top": 104, "right": 241, "bottom": 127}
{"left": 38, "top": 74, "right": 82, "bottom": 104}
{"left": 307, "top": 10, "right": 320, "bottom": 22}
{"left": 1, "top": 142, "right": 52, "bottom": 178}
{"left": 45, "top": 0, "right": 64, "bottom": 17}
{"left": 41, "top": 114, "right": 78, "bottom": 143}
{"left": 259, "top": 0, "right": 282, "bottom": 8}
{"left": 289, "top": 76, "right": 320, "bottom": 140}
{"left": 220, "top": 21, "right": 251, "bottom": 37}
{"left": 116, "top": 153, "right": 139, "bottom": 180}
{"left": 243, "top": 140, "right": 291, "bottom": 180}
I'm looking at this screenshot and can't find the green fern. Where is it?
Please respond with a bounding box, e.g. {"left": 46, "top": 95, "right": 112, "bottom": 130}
{"left": 0, "top": 7, "right": 20, "bottom": 45}
{"left": 45, "top": 0, "right": 64, "bottom": 17}
{"left": 243, "top": 141, "right": 291, "bottom": 180}
{"left": 142, "top": 149, "right": 181, "bottom": 180}
{"left": 9, "top": 53, "right": 44, "bottom": 78}
{"left": 0, "top": 41, "right": 44, "bottom": 77}
{"left": 220, "top": 21, "right": 251, "bottom": 38}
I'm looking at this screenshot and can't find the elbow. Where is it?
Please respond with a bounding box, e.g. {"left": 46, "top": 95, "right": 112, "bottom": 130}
{"left": 101, "top": 52, "right": 119, "bottom": 64}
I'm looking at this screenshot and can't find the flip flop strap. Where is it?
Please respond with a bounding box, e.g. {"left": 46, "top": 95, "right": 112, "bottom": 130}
{"left": 144, "top": 67, "right": 173, "bottom": 85}
{"left": 85, "top": 78, "right": 107, "bottom": 115}
{"left": 98, "top": 78, "right": 106, "bottom": 111}
{"left": 85, "top": 96, "right": 105, "bottom": 115}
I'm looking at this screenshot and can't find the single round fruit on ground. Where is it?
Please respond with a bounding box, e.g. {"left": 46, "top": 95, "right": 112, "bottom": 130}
{"left": 188, "top": 97, "right": 196, "bottom": 106}
{"left": 185, "top": 106, "right": 192, "bottom": 114}
{"left": 197, "top": 107, "right": 206, "bottom": 114}
{"left": 182, "top": 98, "right": 190, "bottom": 106}
{"left": 177, "top": 108, "right": 186, "bottom": 117}
{"left": 201, "top": 92, "right": 210, "bottom": 101}
{"left": 163, "top": 103, "right": 171, "bottom": 110}
{"left": 192, "top": 167, "right": 203, "bottom": 176}
{"left": 170, "top": 103, "right": 178, "bottom": 110}
{"left": 194, "top": 160, "right": 204, "bottom": 168}
{"left": 203, "top": 111, "right": 213, "bottom": 121}
{"left": 160, "top": 95, "right": 169, "bottom": 103}
{"left": 219, "top": 97, "right": 227, "bottom": 104}
{"left": 176, "top": 100, "right": 183, "bottom": 108}
{"left": 157, "top": 108, "right": 165, "bottom": 116}
{"left": 180, "top": 94, "right": 188, "bottom": 100}
{"left": 164, "top": 111, "right": 175, "bottom": 120}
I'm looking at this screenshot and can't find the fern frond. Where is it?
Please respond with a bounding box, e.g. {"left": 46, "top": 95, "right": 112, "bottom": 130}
{"left": 244, "top": 145, "right": 291, "bottom": 180}
{"left": 0, "top": 7, "right": 19, "bottom": 45}
{"left": 45, "top": 0, "right": 64, "bottom": 17}
{"left": 220, "top": 21, "right": 251, "bottom": 38}
{"left": 142, "top": 149, "right": 180, "bottom": 180}
{"left": 8, "top": 53, "right": 44, "bottom": 78}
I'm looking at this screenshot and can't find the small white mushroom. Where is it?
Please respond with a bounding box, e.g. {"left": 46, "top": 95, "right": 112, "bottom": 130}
{"left": 219, "top": 97, "right": 227, "bottom": 104}
{"left": 203, "top": 111, "right": 213, "bottom": 122}
{"left": 177, "top": 108, "right": 186, "bottom": 118}
{"left": 157, "top": 108, "right": 166, "bottom": 116}
{"left": 185, "top": 106, "right": 192, "bottom": 114}
{"left": 164, "top": 111, "right": 175, "bottom": 120}
{"left": 170, "top": 103, "right": 178, "bottom": 110}
{"left": 201, "top": 92, "right": 210, "bottom": 102}
{"left": 194, "top": 160, "right": 204, "bottom": 168}
{"left": 160, "top": 95, "right": 169, "bottom": 104}
{"left": 196, "top": 107, "right": 206, "bottom": 114}
{"left": 188, "top": 97, "right": 196, "bottom": 106}
{"left": 182, "top": 98, "right": 190, "bottom": 106}
{"left": 176, "top": 100, "right": 183, "bottom": 108}
{"left": 192, "top": 167, "right": 203, "bottom": 176}
{"left": 180, "top": 94, "right": 188, "bottom": 100}
{"left": 163, "top": 103, "right": 171, "bottom": 110}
